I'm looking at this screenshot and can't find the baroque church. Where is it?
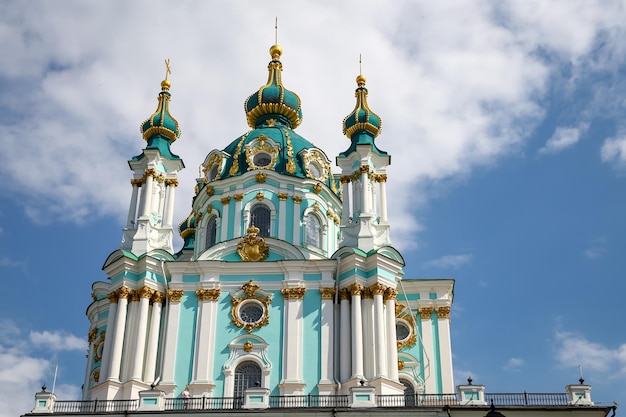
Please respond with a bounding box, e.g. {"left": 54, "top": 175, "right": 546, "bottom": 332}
{"left": 27, "top": 41, "right": 611, "bottom": 417}
{"left": 85, "top": 42, "right": 454, "bottom": 402}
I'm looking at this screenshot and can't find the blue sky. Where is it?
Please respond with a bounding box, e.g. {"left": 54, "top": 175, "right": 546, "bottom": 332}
{"left": 1, "top": 1, "right": 626, "bottom": 416}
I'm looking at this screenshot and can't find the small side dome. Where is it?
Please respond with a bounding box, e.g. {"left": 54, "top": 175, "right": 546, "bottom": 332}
{"left": 244, "top": 44, "right": 303, "bottom": 129}
{"left": 178, "top": 212, "right": 196, "bottom": 250}
{"left": 141, "top": 78, "right": 181, "bottom": 143}
{"left": 342, "top": 74, "right": 382, "bottom": 140}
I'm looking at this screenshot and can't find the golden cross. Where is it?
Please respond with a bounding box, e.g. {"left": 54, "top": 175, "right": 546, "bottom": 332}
{"left": 359, "top": 54, "right": 362, "bottom": 75}
{"left": 164, "top": 59, "right": 171, "bottom": 80}
{"left": 275, "top": 17, "right": 278, "bottom": 44}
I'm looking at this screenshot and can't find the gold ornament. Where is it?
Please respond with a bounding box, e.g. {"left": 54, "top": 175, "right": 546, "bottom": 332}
{"left": 237, "top": 226, "right": 269, "bottom": 262}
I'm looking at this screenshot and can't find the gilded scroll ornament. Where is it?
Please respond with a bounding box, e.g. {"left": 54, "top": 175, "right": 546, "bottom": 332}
{"left": 237, "top": 226, "right": 269, "bottom": 262}
{"left": 230, "top": 280, "right": 272, "bottom": 333}
{"left": 243, "top": 340, "right": 254, "bottom": 352}
{"left": 221, "top": 196, "right": 231, "bottom": 205}
{"left": 313, "top": 183, "right": 323, "bottom": 194}
{"left": 206, "top": 186, "right": 214, "bottom": 196}
{"left": 88, "top": 328, "right": 97, "bottom": 344}
{"left": 93, "top": 370, "right": 100, "bottom": 383}
{"left": 277, "top": 192, "right": 289, "bottom": 201}
{"left": 256, "top": 192, "right": 265, "bottom": 201}
{"left": 167, "top": 289, "right": 184, "bottom": 302}
{"left": 292, "top": 196, "right": 303, "bottom": 204}
{"left": 281, "top": 287, "right": 306, "bottom": 300}
{"left": 398, "top": 359, "right": 405, "bottom": 370}
{"left": 152, "top": 291, "right": 165, "bottom": 304}
{"left": 256, "top": 172, "right": 267, "bottom": 183}
{"left": 320, "top": 287, "right": 336, "bottom": 300}
{"left": 234, "top": 193, "right": 244, "bottom": 202}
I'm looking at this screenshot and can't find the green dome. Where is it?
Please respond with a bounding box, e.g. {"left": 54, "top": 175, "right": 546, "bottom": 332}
{"left": 178, "top": 211, "right": 196, "bottom": 249}
{"left": 244, "top": 45, "right": 303, "bottom": 129}
{"left": 141, "top": 79, "right": 181, "bottom": 143}
{"left": 342, "top": 74, "right": 382, "bottom": 140}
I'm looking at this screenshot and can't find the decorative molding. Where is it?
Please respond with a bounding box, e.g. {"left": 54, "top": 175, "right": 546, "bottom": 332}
{"left": 256, "top": 172, "right": 267, "bottom": 183}
{"left": 348, "top": 283, "right": 364, "bottom": 296}
{"left": 277, "top": 192, "right": 289, "bottom": 201}
{"left": 369, "top": 282, "right": 387, "bottom": 296}
{"left": 419, "top": 307, "right": 433, "bottom": 320}
{"left": 221, "top": 196, "right": 231, "bottom": 205}
{"left": 164, "top": 178, "right": 179, "bottom": 187}
{"left": 281, "top": 287, "right": 306, "bottom": 300}
{"left": 243, "top": 340, "right": 253, "bottom": 352}
{"left": 206, "top": 186, "right": 214, "bottom": 196}
{"left": 320, "top": 287, "right": 336, "bottom": 300}
{"left": 398, "top": 359, "right": 405, "bottom": 371}
{"left": 340, "top": 175, "right": 351, "bottom": 184}
{"left": 116, "top": 286, "right": 131, "bottom": 300}
{"left": 234, "top": 193, "right": 244, "bottom": 202}
{"left": 313, "top": 183, "right": 322, "bottom": 194}
{"left": 436, "top": 306, "right": 451, "bottom": 319}
{"left": 88, "top": 327, "right": 97, "bottom": 344}
{"left": 137, "top": 286, "right": 155, "bottom": 299}
{"left": 230, "top": 280, "right": 272, "bottom": 333}
{"left": 255, "top": 192, "right": 265, "bottom": 201}
{"left": 384, "top": 287, "right": 398, "bottom": 301}
{"left": 292, "top": 196, "right": 303, "bottom": 204}
{"left": 152, "top": 291, "right": 165, "bottom": 304}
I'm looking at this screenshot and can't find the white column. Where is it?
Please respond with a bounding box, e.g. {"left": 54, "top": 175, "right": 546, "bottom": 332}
{"left": 341, "top": 179, "right": 350, "bottom": 225}
{"left": 436, "top": 306, "right": 454, "bottom": 392}
{"left": 164, "top": 182, "right": 177, "bottom": 227}
{"left": 127, "top": 184, "right": 139, "bottom": 227}
{"left": 192, "top": 290, "right": 220, "bottom": 384}
{"left": 108, "top": 287, "right": 131, "bottom": 382}
{"left": 141, "top": 172, "right": 155, "bottom": 218}
{"left": 419, "top": 307, "right": 435, "bottom": 393}
{"left": 160, "top": 290, "right": 184, "bottom": 385}
{"left": 278, "top": 194, "right": 287, "bottom": 240}
{"left": 100, "top": 293, "right": 118, "bottom": 381}
{"left": 351, "top": 181, "right": 360, "bottom": 217}
{"left": 143, "top": 292, "right": 164, "bottom": 383}
{"left": 280, "top": 288, "right": 305, "bottom": 392}
{"left": 385, "top": 289, "right": 399, "bottom": 381}
{"left": 339, "top": 290, "right": 351, "bottom": 382}
{"left": 361, "top": 169, "right": 371, "bottom": 214}
{"left": 371, "top": 284, "right": 387, "bottom": 379}
{"left": 233, "top": 196, "right": 243, "bottom": 237}
{"left": 220, "top": 198, "right": 230, "bottom": 241}
{"left": 378, "top": 177, "right": 388, "bottom": 222}
{"left": 129, "top": 287, "right": 153, "bottom": 381}
{"left": 362, "top": 294, "right": 375, "bottom": 379}
{"left": 349, "top": 283, "right": 364, "bottom": 379}
{"left": 292, "top": 198, "right": 301, "bottom": 245}
{"left": 319, "top": 288, "right": 335, "bottom": 386}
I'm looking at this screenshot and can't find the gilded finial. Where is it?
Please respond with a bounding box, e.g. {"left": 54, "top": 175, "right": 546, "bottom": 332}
{"left": 357, "top": 54, "right": 366, "bottom": 86}
{"left": 275, "top": 17, "right": 278, "bottom": 45}
{"left": 270, "top": 17, "right": 282, "bottom": 60}
{"left": 162, "top": 59, "right": 172, "bottom": 90}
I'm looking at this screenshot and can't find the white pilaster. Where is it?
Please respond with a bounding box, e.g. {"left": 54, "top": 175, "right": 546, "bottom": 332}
{"left": 420, "top": 307, "right": 435, "bottom": 394}
{"left": 362, "top": 295, "right": 375, "bottom": 379}
{"left": 141, "top": 173, "right": 154, "bottom": 218}
{"left": 350, "top": 284, "right": 364, "bottom": 380}
{"left": 339, "top": 291, "right": 351, "bottom": 382}
{"left": 160, "top": 290, "right": 183, "bottom": 390}
{"left": 278, "top": 195, "right": 287, "bottom": 240}
{"left": 100, "top": 294, "right": 118, "bottom": 381}
{"left": 108, "top": 288, "right": 131, "bottom": 382}
{"left": 192, "top": 289, "right": 220, "bottom": 392}
{"left": 361, "top": 170, "right": 371, "bottom": 214}
{"left": 372, "top": 288, "right": 387, "bottom": 379}
{"left": 385, "top": 290, "right": 399, "bottom": 381}
{"left": 164, "top": 183, "right": 176, "bottom": 227}
{"left": 280, "top": 288, "right": 305, "bottom": 394}
{"left": 220, "top": 199, "right": 230, "bottom": 241}
{"left": 130, "top": 288, "right": 153, "bottom": 381}
{"left": 318, "top": 288, "right": 335, "bottom": 392}
{"left": 234, "top": 196, "right": 243, "bottom": 237}
{"left": 437, "top": 307, "right": 454, "bottom": 392}
{"left": 341, "top": 180, "right": 350, "bottom": 225}
{"left": 127, "top": 185, "right": 139, "bottom": 227}
{"left": 378, "top": 179, "right": 388, "bottom": 222}
{"left": 143, "top": 293, "right": 163, "bottom": 384}
{"left": 292, "top": 198, "right": 301, "bottom": 245}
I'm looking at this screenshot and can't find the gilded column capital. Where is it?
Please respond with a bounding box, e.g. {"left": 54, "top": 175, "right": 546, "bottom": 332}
{"left": 196, "top": 288, "right": 221, "bottom": 301}
{"left": 130, "top": 178, "right": 144, "bottom": 187}
{"left": 359, "top": 165, "right": 370, "bottom": 174}
{"left": 377, "top": 174, "right": 387, "bottom": 183}
{"left": 220, "top": 196, "right": 231, "bottom": 205}
{"left": 436, "top": 306, "right": 451, "bottom": 319}
{"left": 362, "top": 288, "right": 373, "bottom": 299}
{"left": 340, "top": 175, "right": 352, "bottom": 184}
{"left": 320, "top": 287, "right": 336, "bottom": 300}
{"left": 369, "top": 282, "right": 387, "bottom": 296}
{"left": 233, "top": 193, "right": 244, "bottom": 202}
{"left": 129, "top": 290, "right": 140, "bottom": 302}
{"left": 107, "top": 291, "right": 119, "bottom": 304}
{"left": 348, "top": 283, "right": 364, "bottom": 296}
{"left": 164, "top": 178, "right": 179, "bottom": 187}
{"left": 277, "top": 192, "right": 289, "bottom": 201}
{"left": 281, "top": 287, "right": 306, "bottom": 300}
{"left": 116, "top": 286, "right": 132, "bottom": 300}
{"left": 145, "top": 168, "right": 157, "bottom": 178}
{"left": 384, "top": 287, "right": 398, "bottom": 301}
{"left": 419, "top": 307, "right": 433, "bottom": 319}
{"left": 338, "top": 288, "right": 351, "bottom": 301}
{"left": 292, "top": 196, "right": 303, "bottom": 204}
{"left": 137, "top": 286, "right": 155, "bottom": 299}
{"left": 152, "top": 291, "right": 165, "bottom": 304}
{"left": 167, "top": 289, "right": 184, "bottom": 303}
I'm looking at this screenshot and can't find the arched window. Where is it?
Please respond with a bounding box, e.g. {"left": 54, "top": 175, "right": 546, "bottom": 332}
{"left": 305, "top": 214, "right": 322, "bottom": 248}
{"left": 234, "top": 361, "right": 262, "bottom": 399}
{"left": 401, "top": 378, "right": 416, "bottom": 406}
{"left": 205, "top": 216, "right": 217, "bottom": 249}
{"left": 251, "top": 205, "right": 270, "bottom": 237}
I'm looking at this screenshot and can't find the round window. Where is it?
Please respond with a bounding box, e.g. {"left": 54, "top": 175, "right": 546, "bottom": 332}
{"left": 309, "top": 161, "right": 323, "bottom": 179}
{"left": 396, "top": 321, "right": 411, "bottom": 341}
{"left": 207, "top": 164, "right": 219, "bottom": 181}
{"left": 239, "top": 301, "right": 264, "bottom": 324}
{"left": 253, "top": 153, "right": 272, "bottom": 167}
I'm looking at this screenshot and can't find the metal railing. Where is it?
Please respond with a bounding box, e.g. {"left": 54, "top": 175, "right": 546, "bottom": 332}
{"left": 50, "top": 392, "right": 573, "bottom": 414}
{"left": 53, "top": 399, "right": 138, "bottom": 413}
{"left": 485, "top": 392, "right": 569, "bottom": 406}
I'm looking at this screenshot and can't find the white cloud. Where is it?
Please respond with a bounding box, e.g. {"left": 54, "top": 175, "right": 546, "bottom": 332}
{"left": 503, "top": 357, "right": 524, "bottom": 371}
{"left": 601, "top": 134, "right": 626, "bottom": 169}
{"left": 423, "top": 254, "right": 472, "bottom": 269}
{"left": 0, "top": 1, "right": 624, "bottom": 249}
{"left": 584, "top": 237, "right": 607, "bottom": 259}
{"left": 30, "top": 330, "right": 87, "bottom": 352}
{"left": 0, "top": 256, "right": 27, "bottom": 272}
{"left": 553, "top": 331, "right": 626, "bottom": 375}
{"left": 539, "top": 124, "right": 588, "bottom": 155}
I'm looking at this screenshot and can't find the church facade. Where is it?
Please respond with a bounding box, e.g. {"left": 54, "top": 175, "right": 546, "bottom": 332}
{"left": 84, "top": 43, "right": 454, "bottom": 403}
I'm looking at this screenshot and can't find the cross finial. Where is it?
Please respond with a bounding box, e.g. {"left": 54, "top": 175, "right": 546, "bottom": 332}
{"left": 274, "top": 17, "right": 278, "bottom": 44}
{"left": 164, "top": 59, "right": 171, "bottom": 81}
{"left": 359, "top": 53, "right": 362, "bottom": 76}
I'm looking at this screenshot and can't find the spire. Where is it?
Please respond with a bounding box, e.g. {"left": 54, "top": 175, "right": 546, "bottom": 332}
{"left": 141, "top": 59, "right": 181, "bottom": 148}
{"left": 342, "top": 69, "right": 382, "bottom": 144}
{"left": 244, "top": 43, "right": 303, "bottom": 129}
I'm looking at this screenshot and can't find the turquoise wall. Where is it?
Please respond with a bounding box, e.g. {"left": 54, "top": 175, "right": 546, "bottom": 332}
{"left": 173, "top": 292, "right": 198, "bottom": 396}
